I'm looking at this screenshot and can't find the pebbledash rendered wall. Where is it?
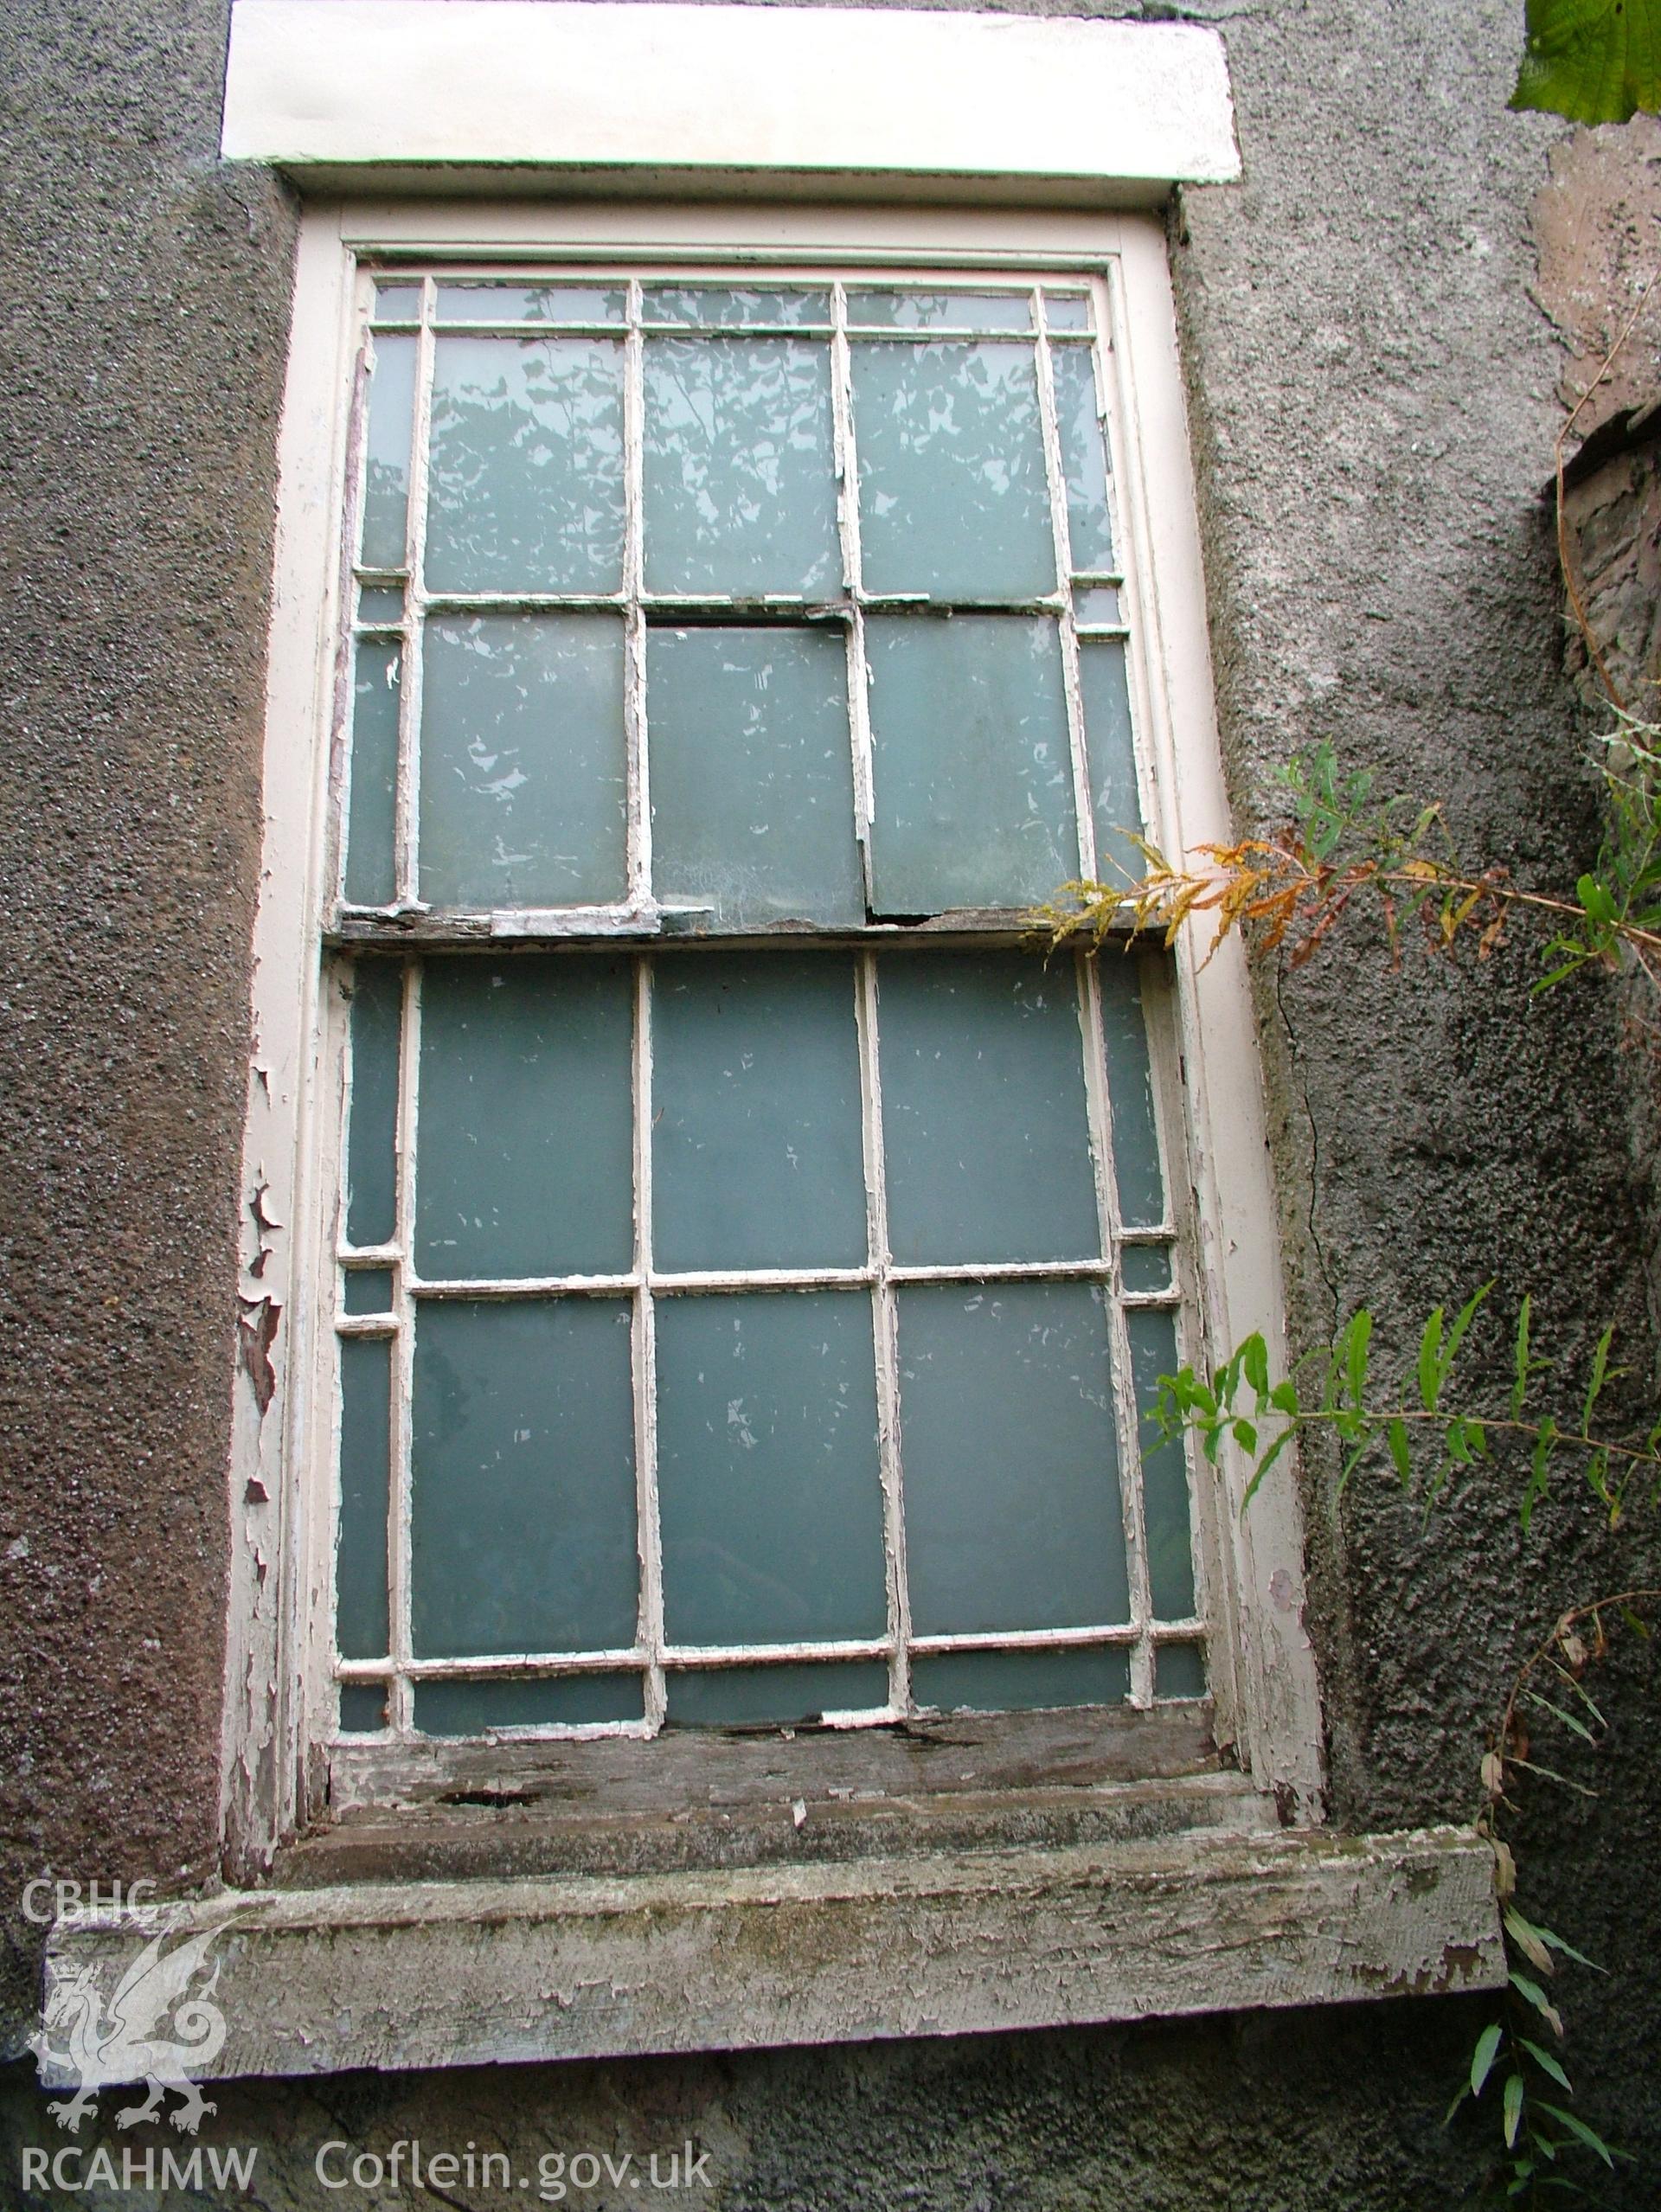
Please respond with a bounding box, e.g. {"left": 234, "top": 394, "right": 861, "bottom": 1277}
{"left": 2, "top": 0, "right": 1659, "bottom": 2204}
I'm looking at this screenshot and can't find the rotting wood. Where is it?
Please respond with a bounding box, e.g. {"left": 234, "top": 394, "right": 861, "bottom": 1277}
{"left": 42, "top": 1824, "right": 1504, "bottom": 2083}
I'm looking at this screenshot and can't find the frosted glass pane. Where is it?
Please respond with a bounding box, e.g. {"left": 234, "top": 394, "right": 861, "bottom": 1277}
{"left": 1157, "top": 1644, "right": 1207, "bottom": 1699}
{"left": 343, "top": 1268, "right": 394, "bottom": 1315}
{"left": 1127, "top": 1306, "right": 1197, "bottom": 1620}
{"left": 1074, "top": 587, "right": 1120, "bottom": 627}
{"left": 657, "top": 1292, "right": 885, "bottom": 1645}
{"left": 372, "top": 284, "right": 421, "bottom": 322}
{"left": 912, "top": 1647, "right": 1128, "bottom": 1715}
{"left": 1097, "top": 959, "right": 1166, "bottom": 1227}
{"left": 853, "top": 343, "right": 1054, "bottom": 599}
{"left": 420, "top": 614, "right": 626, "bottom": 907}
{"left": 1081, "top": 637, "right": 1143, "bottom": 888}
{"left": 434, "top": 285, "right": 625, "bottom": 325}
{"left": 360, "top": 334, "right": 415, "bottom": 571}
{"left": 344, "top": 641, "right": 400, "bottom": 907}
{"left": 848, "top": 292, "right": 1031, "bottom": 330}
{"left": 1042, "top": 292, "right": 1093, "bottom": 333}
{"left": 337, "top": 1336, "right": 390, "bottom": 1660}
{"left": 643, "top": 337, "right": 840, "bottom": 597}
{"left": 879, "top": 952, "right": 1099, "bottom": 1265}
{"left": 647, "top": 627, "right": 862, "bottom": 927}
{"left": 414, "top": 1675, "right": 642, "bottom": 1734}
{"left": 867, "top": 616, "right": 1076, "bottom": 912}
{"left": 1119, "top": 1243, "right": 1172, "bottom": 1295}
{"left": 643, "top": 289, "right": 830, "bottom": 328}
{"left": 346, "top": 960, "right": 401, "bottom": 1248}
{"left": 426, "top": 337, "right": 625, "bottom": 593}
{"left": 416, "top": 954, "right": 633, "bottom": 1279}
{"left": 337, "top": 1684, "right": 387, "bottom": 1732}
{"left": 1052, "top": 345, "right": 1116, "bottom": 575}
{"left": 652, "top": 955, "right": 865, "bottom": 1271}
{"left": 667, "top": 1664, "right": 888, "bottom": 1726}
{"left": 411, "top": 1298, "right": 637, "bottom": 1657}
{"left": 899, "top": 1282, "right": 1129, "bottom": 1634}
{"left": 357, "top": 584, "right": 405, "bottom": 625}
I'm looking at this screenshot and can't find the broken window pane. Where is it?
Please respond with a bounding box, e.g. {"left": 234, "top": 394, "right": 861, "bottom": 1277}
{"left": 1081, "top": 635, "right": 1143, "bottom": 889}
{"left": 898, "top": 1281, "right": 1130, "bottom": 1635}
{"left": 656, "top": 1292, "right": 886, "bottom": 1646}
{"left": 1127, "top": 1306, "right": 1197, "bottom": 1621}
{"left": 643, "top": 337, "right": 840, "bottom": 598}
{"left": 359, "top": 334, "right": 416, "bottom": 572}
{"left": 652, "top": 955, "right": 866, "bottom": 1272}
{"left": 416, "top": 954, "right": 633, "bottom": 1281}
{"left": 336, "top": 1335, "right": 391, "bottom": 1661}
{"left": 878, "top": 952, "right": 1099, "bottom": 1265}
{"left": 853, "top": 341, "right": 1054, "bottom": 599}
{"left": 410, "top": 1298, "right": 638, "bottom": 1658}
{"left": 345, "top": 959, "right": 401, "bottom": 1249}
{"left": 343, "top": 640, "right": 400, "bottom": 907}
{"left": 912, "top": 1646, "right": 1128, "bottom": 1715}
{"left": 1096, "top": 959, "right": 1166, "bottom": 1227}
{"left": 414, "top": 1675, "right": 643, "bottom": 1734}
{"left": 866, "top": 614, "right": 1076, "bottom": 911}
{"left": 426, "top": 337, "right": 625, "bottom": 593}
{"left": 647, "top": 626, "right": 863, "bottom": 926}
{"left": 1052, "top": 344, "right": 1116, "bottom": 576}
{"left": 665, "top": 1663, "right": 888, "bottom": 1726}
{"left": 420, "top": 613, "right": 627, "bottom": 908}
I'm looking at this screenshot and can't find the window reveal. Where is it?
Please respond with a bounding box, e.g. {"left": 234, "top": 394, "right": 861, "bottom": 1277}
{"left": 327, "top": 272, "right": 1204, "bottom": 1741}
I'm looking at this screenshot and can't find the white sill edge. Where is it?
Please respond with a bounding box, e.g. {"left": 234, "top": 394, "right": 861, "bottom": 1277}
{"left": 41, "top": 1824, "right": 1502, "bottom": 2081}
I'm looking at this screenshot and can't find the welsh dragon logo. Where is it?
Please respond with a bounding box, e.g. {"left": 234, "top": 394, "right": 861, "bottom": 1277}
{"left": 30, "top": 1918, "right": 231, "bottom": 2136}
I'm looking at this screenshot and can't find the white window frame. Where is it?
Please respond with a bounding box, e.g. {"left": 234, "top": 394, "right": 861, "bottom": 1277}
{"left": 222, "top": 196, "right": 1325, "bottom": 1875}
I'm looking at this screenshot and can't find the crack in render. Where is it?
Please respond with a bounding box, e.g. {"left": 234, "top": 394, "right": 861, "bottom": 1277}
{"left": 1273, "top": 958, "right": 1342, "bottom": 1330}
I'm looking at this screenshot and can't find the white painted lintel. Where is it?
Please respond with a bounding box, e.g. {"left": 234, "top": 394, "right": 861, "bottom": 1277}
{"left": 221, "top": 3, "right": 1241, "bottom": 205}
{"left": 42, "top": 1825, "right": 1501, "bottom": 2081}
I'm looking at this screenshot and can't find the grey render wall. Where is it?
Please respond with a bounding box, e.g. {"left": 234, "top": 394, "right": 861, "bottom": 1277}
{"left": 1, "top": 0, "right": 1658, "bottom": 2205}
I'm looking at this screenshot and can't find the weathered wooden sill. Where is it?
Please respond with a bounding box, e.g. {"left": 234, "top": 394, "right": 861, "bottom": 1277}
{"left": 42, "top": 1820, "right": 1503, "bottom": 2081}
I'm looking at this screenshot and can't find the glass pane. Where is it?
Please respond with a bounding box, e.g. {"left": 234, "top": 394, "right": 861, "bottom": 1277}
{"left": 415, "top": 954, "right": 633, "bottom": 1280}
{"left": 853, "top": 342, "right": 1054, "bottom": 599}
{"left": 372, "top": 283, "right": 421, "bottom": 322}
{"left": 643, "top": 288, "right": 830, "bottom": 328}
{"left": 643, "top": 337, "right": 840, "bottom": 598}
{"left": 343, "top": 641, "right": 400, "bottom": 907}
{"left": 912, "top": 1646, "right": 1128, "bottom": 1715}
{"left": 345, "top": 959, "right": 401, "bottom": 1249}
{"left": 1042, "top": 292, "right": 1092, "bottom": 333}
{"left": 434, "top": 284, "right": 625, "bottom": 325}
{"left": 357, "top": 584, "right": 406, "bottom": 625}
{"left": 337, "top": 1683, "right": 388, "bottom": 1732}
{"left": 652, "top": 956, "right": 866, "bottom": 1272}
{"left": 343, "top": 1267, "right": 394, "bottom": 1315}
{"left": 426, "top": 337, "right": 625, "bottom": 593}
{"left": 337, "top": 1337, "right": 391, "bottom": 1660}
{"left": 656, "top": 1292, "right": 885, "bottom": 1645}
{"left": 1127, "top": 1306, "right": 1197, "bottom": 1620}
{"left": 1156, "top": 1644, "right": 1207, "bottom": 1699}
{"left": 879, "top": 952, "right": 1099, "bottom": 1265}
{"left": 420, "top": 614, "right": 627, "bottom": 908}
{"left": 1119, "top": 1243, "right": 1172, "bottom": 1295}
{"left": 1097, "top": 959, "right": 1165, "bottom": 1227}
{"left": 1052, "top": 345, "right": 1116, "bottom": 576}
{"left": 1081, "top": 637, "right": 1142, "bottom": 888}
{"left": 1074, "top": 587, "right": 1120, "bottom": 626}
{"left": 360, "top": 333, "right": 415, "bottom": 572}
{"left": 414, "top": 1675, "right": 642, "bottom": 1734}
{"left": 647, "top": 627, "right": 863, "bottom": 928}
{"left": 410, "top": 1298, "right": 638, "bottom": 1657}
{"left": 866, "top": 615, "right": 1076, "bottom": 912}
{"left": 666, "top": 1663, "right": 888, "bottom": 1727}
{"left": 848, "top": 292, "right": 1031, "bottom": 330}
{"left": 898, "top": 1281, "right": 1129, "bottom": 1634}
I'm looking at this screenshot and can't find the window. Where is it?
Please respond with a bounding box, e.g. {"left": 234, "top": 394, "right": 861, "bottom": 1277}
{"left": 224, "top": 201, "right": 1327, "bottom": 1884}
